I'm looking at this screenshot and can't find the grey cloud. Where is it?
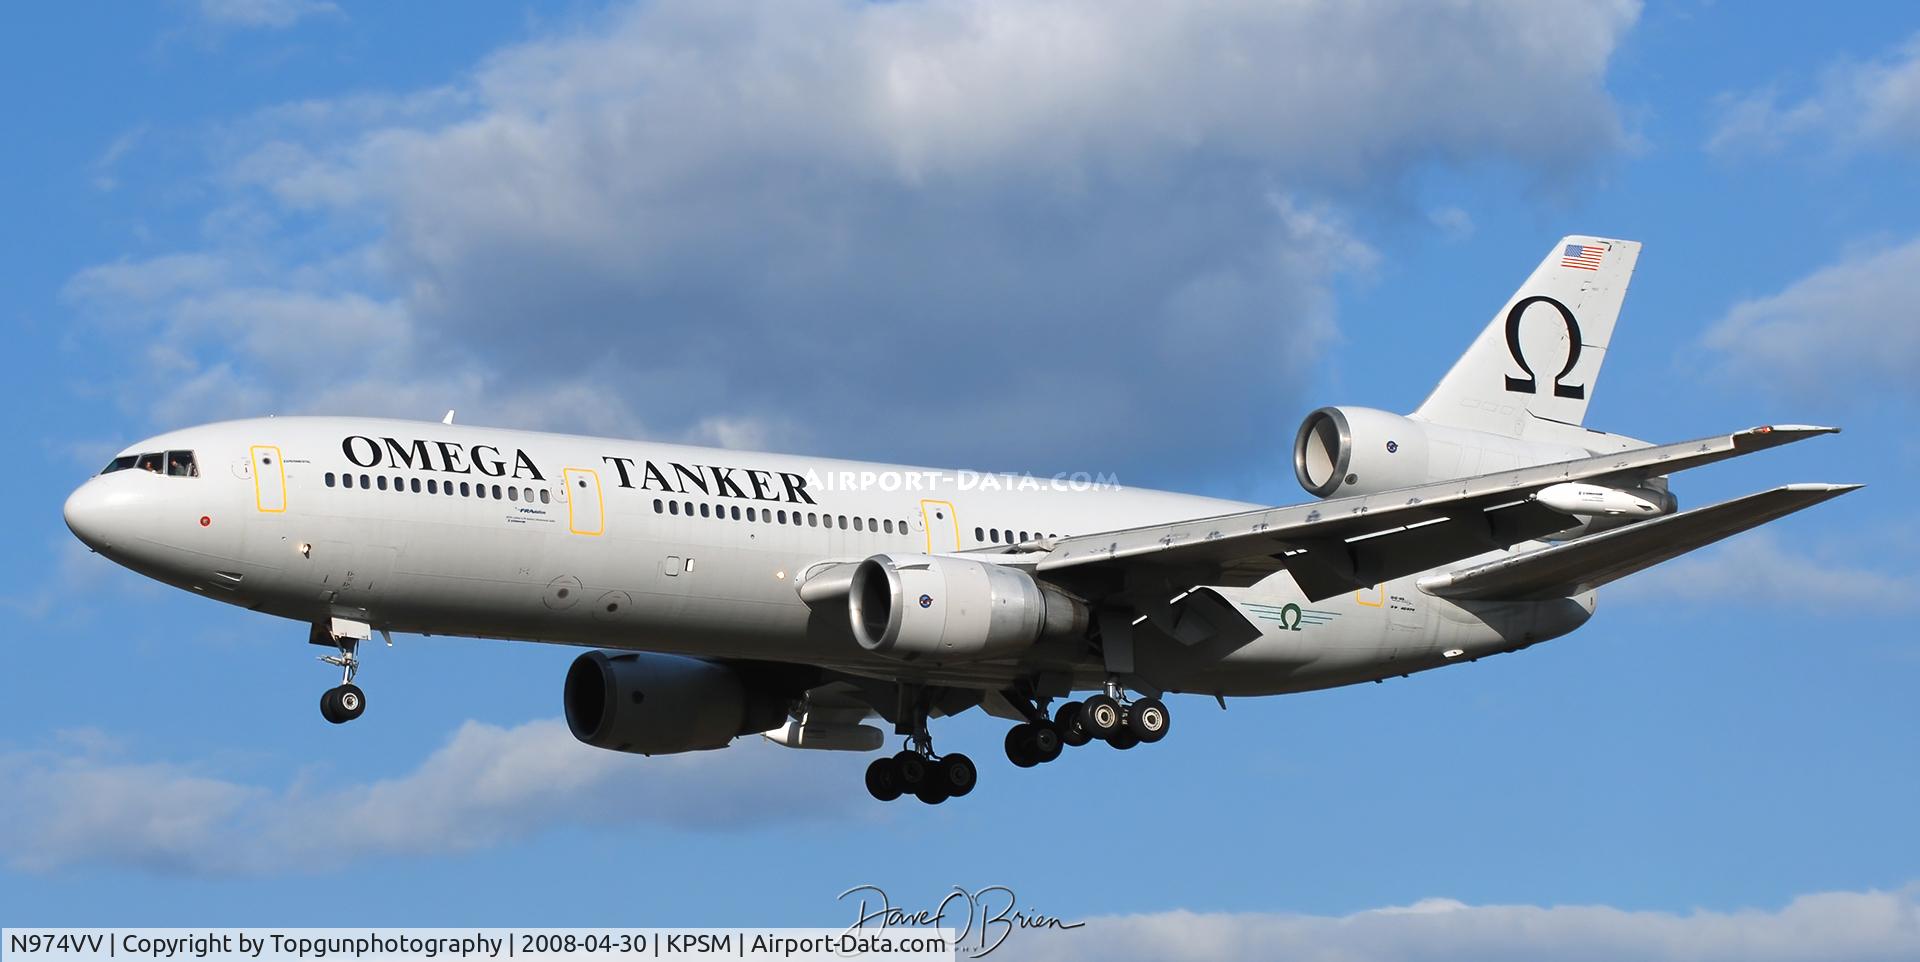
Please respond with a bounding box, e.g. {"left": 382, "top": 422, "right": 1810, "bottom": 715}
{"left": 1708, "top": 31, "right": 1920, "bottom": 156}
{"left": 1016, "top": 889, "right": 1920, "bottom": 962}
{"left": 1606, "top": 530, "right": 1916, "bottom": 612}
{"left": 197, "top": 0, "right": 340, "bottom": 30}
{"left": 1702, "top": 237, "right": 1920, "bottom": 402}
{"left": 0, "top": 718, "right": 865, "bottom": 876}
{"left": 79, "top": 0, "right": 1639, "bottom": 482}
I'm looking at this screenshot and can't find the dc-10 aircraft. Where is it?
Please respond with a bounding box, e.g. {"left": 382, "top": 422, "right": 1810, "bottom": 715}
{"left": 64, "top": 235, "right": 1858, "bottom": 804}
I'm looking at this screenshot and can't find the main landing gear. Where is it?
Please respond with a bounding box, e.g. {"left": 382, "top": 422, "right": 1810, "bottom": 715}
{"left": 865, "top": 687, "right": 976, "bottom": 805}
{"left": 861, "top": 682, "right": 1171, "bottom": 803}
{"left": 1005, "top": 681, "right": 1169, "bottom": 766}
{"left": 312, "top": 620, "right": 369, "bottom": 724}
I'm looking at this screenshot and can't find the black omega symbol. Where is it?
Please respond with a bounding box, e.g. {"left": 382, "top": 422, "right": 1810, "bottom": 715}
{"left": 1502, "top": 294, "right": 1587, "bottom": 400}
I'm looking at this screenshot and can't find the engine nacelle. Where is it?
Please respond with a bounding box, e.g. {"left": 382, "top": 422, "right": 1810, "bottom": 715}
{"left": 563, "top": 650, "right": 790, "bottom": 756}
{"left": 1293, "top": 405, "right": 1592, "bottom": 499}
{"left": 848, "top": 554, "right": 1087, "bottom": 663}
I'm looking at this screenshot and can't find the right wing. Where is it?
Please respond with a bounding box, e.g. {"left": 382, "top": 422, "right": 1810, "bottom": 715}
{"left": 1414, "top": 483, "right": 1863, "bottom": 601}
{"left": 1031, "top": 425, "right": 1843, "bottom": 601}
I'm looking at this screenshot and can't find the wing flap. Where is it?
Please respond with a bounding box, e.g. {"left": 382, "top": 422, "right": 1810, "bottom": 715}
{"left": 1416, "top": 483, "right": 1862, "bottom": 601}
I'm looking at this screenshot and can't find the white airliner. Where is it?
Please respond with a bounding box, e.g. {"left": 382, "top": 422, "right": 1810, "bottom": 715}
{"left": 65, "top": 235, "right": 1856, "bottom": 804}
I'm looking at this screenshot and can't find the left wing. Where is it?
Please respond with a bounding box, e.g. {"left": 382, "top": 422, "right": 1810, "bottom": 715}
{"left": 1414, "top": 483, "right": 1861, "bottom": 601}
{"left": 1030, "top": 424, "right": 1842, "bottom": 601}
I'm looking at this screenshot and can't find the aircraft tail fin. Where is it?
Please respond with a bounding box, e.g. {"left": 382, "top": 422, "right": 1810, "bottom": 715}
{"left": 1416, "top": 483, "right": 1862, "bottom": 602}
{"left": 1414, "top": 235, "right": 1641, "bottom": 439}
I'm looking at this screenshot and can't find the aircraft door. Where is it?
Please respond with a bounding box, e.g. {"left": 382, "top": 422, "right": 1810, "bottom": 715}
{"left": 920, "top": 500, "right": 960, "bottom": 553}
{"left": 563, "top": 468, "right": 605, "bottom": 535}
{"left": 250, "top": 445, "right": 286, "bottom": 513}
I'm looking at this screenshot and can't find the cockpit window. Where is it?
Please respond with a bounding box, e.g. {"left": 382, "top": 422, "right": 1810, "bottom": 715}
{"left": 101, "top": 451, "right": 199, "bottom": 477}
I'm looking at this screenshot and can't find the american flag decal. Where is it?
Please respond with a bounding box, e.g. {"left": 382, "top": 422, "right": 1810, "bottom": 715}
{"left": 1561, "top": 243, "right": 1605, "bottom": 271}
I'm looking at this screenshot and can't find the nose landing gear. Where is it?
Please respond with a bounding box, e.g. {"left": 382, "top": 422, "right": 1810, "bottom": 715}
{"left": 310, "top": 619, "right": 372, "bottom": 724}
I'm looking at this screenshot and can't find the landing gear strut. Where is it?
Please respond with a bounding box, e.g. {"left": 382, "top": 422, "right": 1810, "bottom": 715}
{"left": 865, "top": 686, "right": 975, "bottom": 805}
{"left": 312, "top": 620, "right": 369, "bottom": 724}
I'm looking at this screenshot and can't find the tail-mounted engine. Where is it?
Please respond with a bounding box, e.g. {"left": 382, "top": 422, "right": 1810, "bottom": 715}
{"left": 1293, "top": 405, "right": 1594, "bottom": 499}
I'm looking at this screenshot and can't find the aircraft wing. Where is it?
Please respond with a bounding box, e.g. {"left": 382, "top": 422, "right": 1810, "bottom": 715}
{"left": 1414, "top": 483, "right": 1862, "bottom": 601}
{"left": 1031, "top": 425, "right": 1841, "bottom": 601}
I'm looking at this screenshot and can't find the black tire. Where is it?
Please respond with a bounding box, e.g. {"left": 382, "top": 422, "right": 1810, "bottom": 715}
{"left": 1054, "top": 701, "right": 1092, "bottom": 747}
{"left": 914, "top": 780, "right": 949, "bottom": 805}
{"left": 1082, "top": 694, "right": 1123, "bottom": 739}
{"left": 1127, "top": 697, "right": 1169, "bottom": 743}
{"left": 1004, "top": 725, "right": 1039, "bottom": 768}
{"left": 865, "top": 757, "right": 903, "bottom": 802}
{"left": 335, "top": 683, "right": 366, "bottom": 721}
{"left": 1032, "top": 723, "right": 1063, "bottom": 763}
{"left": 936, "top": 753, "right": 978, "bottom": 798}
{"left": 1108, "top": 728, "right": 1140, "bottom": 750}
{"left": 894, "top": 750, "right": 929, "bottom": 788}
{"left": 319, "top": 688, "right": 345, "bottom": 724}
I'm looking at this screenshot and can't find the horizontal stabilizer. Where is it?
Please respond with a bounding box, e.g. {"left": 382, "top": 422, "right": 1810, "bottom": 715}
{"left": 1416, "top": 483, "right": 1863, "bottom": 601}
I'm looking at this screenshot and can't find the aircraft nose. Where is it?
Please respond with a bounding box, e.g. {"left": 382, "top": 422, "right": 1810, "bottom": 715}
{"left": 64, "top": 479, "right": 127, "bottom": 552}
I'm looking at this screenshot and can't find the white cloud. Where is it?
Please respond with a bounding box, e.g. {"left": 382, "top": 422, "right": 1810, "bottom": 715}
{"left": 198, "top": 0, "right": 340, "bottom": 30}
{"left": 1608, "top": 531, "right": 1916, "bottom": 611}
{"left": 1708, "top": 32, "right": 1920, "bottom": 155}
{"left": 0, "top": 718, "right": 864, "bottom": 875}
{"left": 1702, "top": 237, "right": 1920, "bottom": 401}
{"left": 76, "top": 0, "right": 1639, "bottom": 476}
{"left": 1016, "top": 888, "right": 1920, "bottom": 962}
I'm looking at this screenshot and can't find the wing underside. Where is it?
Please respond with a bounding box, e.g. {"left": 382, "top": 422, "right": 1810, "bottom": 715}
{"left": 1031, "top": 425, "right": 1844, "bottom": 602}
{"left": 1415, "top": 483, "right": 1862, "bottom": 601}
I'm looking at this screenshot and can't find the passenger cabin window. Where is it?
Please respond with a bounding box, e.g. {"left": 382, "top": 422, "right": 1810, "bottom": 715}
{"left": 325, "top": 472, "right": 336, "bottom": 487}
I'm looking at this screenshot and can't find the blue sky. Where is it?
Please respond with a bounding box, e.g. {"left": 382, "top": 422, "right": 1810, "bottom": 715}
{"left": 3, "top": 1, "right": 1918, "bottom": 957}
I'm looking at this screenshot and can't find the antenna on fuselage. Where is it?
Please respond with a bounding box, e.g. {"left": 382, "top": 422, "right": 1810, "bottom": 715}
{"left": 442, "top": 410, "right": 456, "bottom": 425}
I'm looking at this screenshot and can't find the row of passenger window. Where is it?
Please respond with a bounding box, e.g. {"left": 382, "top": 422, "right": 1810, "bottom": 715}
{"left": 975, "top": 526, "right": 1057, "bottom": 545}
{"left": 652, "top": 498, "right": 910, "bottom": 534}
{"left": 325, "top": 471, "right": 552, "bottom": 505}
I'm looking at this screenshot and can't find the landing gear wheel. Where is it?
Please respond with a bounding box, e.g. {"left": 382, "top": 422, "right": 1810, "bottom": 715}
{"left": 1127, "top": 697, "right": 1169, "bottom": 743}
{"left": 894, "top": 750, "right": 930, "bottom": 789}
{"left": 1031, "top": 723, "right": 1063, "bottom": 763}
{"left": 935, "top": 753, "right": 977, "bottom": 798}
{"left": 334, "top": 683, "right": 366, "bottom": 721}
{"left": 1082, "top": 694, "right": 1123, "bottom": 740}
{"left": 320, "top": 685, "right": 365, "bottom": 724}
{"left": 320, "top": 688, "right": 344, "bottom": 724}
{"left": 1055, "top": 701, "right": 1092, "bottom": 747}
{"left": 865, "top": 757, "right": 903, "bottom": 802}
{"left": 914, "top": 779, "right": 950, "bottom": 805}
{"left": 1108, "top": 728, "right": 1140, "bottom": 750}
{"left": 1005, "top": 725, "right": 1040, "bottom": 768}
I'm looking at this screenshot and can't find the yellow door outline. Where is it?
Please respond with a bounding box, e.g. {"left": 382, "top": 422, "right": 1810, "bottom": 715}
{"left": 563, "top": 468, "right": 605, "bottom": 536}
{"left": 250, "top": 445, "right": 286, "bottom": 513}
{"left": 920, "top": 499, "right": 960, "bottom": 553}
{"left": 1355, "top": 583, "right": 1385, "bottom": 607}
